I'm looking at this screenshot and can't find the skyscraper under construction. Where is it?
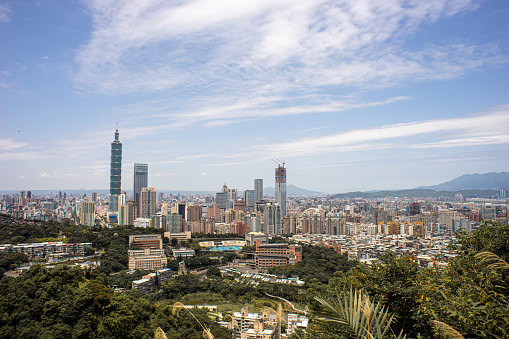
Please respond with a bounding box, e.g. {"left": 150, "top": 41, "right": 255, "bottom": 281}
{"left": 275, "top": 162, "right": 287, "bottom": 218}
{"left": 109, "top": 127, "right": 122, "bottom": 212}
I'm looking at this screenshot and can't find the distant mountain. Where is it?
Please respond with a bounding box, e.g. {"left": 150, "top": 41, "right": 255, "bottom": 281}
{"left": 264, "top": 184, "right": 324, "bottom": 197}
{"left": 418, "top": 172, "right": 509, "bottom": 191}
{"left": 333, "top": 189, "right": 499, "bottom": 199}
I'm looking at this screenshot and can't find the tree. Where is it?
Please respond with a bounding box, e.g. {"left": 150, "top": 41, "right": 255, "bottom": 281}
{"left": 206, "top": 266, "right": 221, "bottom": 278}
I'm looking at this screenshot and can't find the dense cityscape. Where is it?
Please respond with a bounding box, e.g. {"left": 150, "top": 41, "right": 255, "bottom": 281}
{"left": 2, "top": 0, "right": 509, "bottom": 338}
{"left": 1, "top": 128, "right": 508, "bottom": 338}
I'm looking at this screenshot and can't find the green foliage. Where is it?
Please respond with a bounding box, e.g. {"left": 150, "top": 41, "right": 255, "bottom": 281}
{"left": 313, "top": 288, "right": 406, "bottom": 339}
{"left": 0, "top": 252, "right": 28, "bottom": 276}
{"left": 206, "top": 266, "right": 221, "bottom": 278}
{"left": 269, "top": 244, "right": 355, "bottom": 284}
{"left": 0, "top": 264, "right": 230, "bottom": 338}
{"left": 456, "top": 220, "right": 509, "bottom": 261}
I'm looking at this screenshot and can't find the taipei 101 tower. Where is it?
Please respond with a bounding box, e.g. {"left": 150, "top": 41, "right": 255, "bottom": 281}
{"left": 109, "top": 126, "right": 122, "bottom": 212}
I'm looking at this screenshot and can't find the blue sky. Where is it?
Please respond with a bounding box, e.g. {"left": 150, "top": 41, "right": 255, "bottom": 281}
{"left": 1, "top": 0, "right": 508, "bottom": 193}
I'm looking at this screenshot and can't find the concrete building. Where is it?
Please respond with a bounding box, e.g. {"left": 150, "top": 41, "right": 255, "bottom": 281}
{"left": 140, "top": 187, "right": 156, "bottom": 218}
{"left": 275, "top": 163, "right": 287, "bottom": 218}
{"left": 79, "top": 200, "right": 95, "bottom": 226}
{"left": 128, "top": 248, "right": 167, "bottom": 270}
{"left": 120, "top": 200, "right": 137, "bottom": 226}
{"left": 129, "top": 234, "right": 163, "bottom": 249}
{"left": 254, "top": 243, "right": 302, "bottom": 269}
{"left": 254, "top": 179, "right": 263, "bottom": 203}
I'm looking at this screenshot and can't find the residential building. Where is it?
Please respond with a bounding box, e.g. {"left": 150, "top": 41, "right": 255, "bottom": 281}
{"left": 120, "top": 200, "right": 137, "bottom": 226}
{"left": 79, "top": 200, "right": 95, "bottom": 226}
{"left": 140, "top": 187, "right": 156, "bottom": 218}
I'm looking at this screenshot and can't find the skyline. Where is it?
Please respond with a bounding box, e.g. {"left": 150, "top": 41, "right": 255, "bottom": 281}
{"left": 1, "top": 0, "right": 509, "bottom": 193}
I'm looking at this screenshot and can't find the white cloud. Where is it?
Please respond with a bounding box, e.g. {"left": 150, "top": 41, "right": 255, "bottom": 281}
{"left": 0, "top": 4, "right": 12, "bottom": 23}
{"left": 0, "top": 138, "right": 26, "bottom": 151}
{"left": 75, "top": 0, "right": 492, "bottom": 99}
{"left": 247, "top": 106, "right": 509, "bottom": 158}
{"left": 42, "top": 56, "right": 49, "bottom": 60}
{"left": 39, "top": 172, "right": 51, "bottom": 178}
{"left": 201, "top": 172, "right": 210, "bottom": 176}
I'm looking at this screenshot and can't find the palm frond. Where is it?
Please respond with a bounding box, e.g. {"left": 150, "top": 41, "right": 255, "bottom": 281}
{"left": 154, "top": 327, "right": 167, "bottom": 339}
{"left": 430, "top": 320, "right": 465, "bottom": 339}
{"left": 475, "top": 251, "right": 509, "bottom": 271}
{"left": 314, "top": 288, "right": 405, "bottom": 339}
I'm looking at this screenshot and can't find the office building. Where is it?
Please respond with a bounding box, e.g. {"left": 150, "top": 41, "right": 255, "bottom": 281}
{"left": 140, "top": 187, "right": 156, "bottom": 218}
{"left": 216, "top": 192, "right": 227, "bottom": 211}
{"left": 129, "top": 234, "right": 163, "bottom": 249}
{"left": 109, "top": 127, "right": 122, "bottom": 212}
{"left": 168, "top": 213, "right": 183, "bottom": 233}
{"left": 134, "top": 163, "right": 148, "bottom": 217}
{"left": 151, "top": 213, "right": 167, "bottom": 229}
{"left": 244, "top": 189, "right": 255, "bottom": 211}
{"left": 254, "top": 179, "right": 263, "bottom": 203}
{"left": 171, "top": 202, "right": 187, "bottom": 221}
{"left": 275, "top": 164, "right": 287, "bottom": 218}
{"left": 128, "top": 248, "right": 167, "bottom": 270}
{"left": 254, "top": 243, "right": 302, "bottom": 269}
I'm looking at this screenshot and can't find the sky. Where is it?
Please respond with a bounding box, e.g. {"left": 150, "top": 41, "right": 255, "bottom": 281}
{"left": 1, "top": 0, "right": 508, "bottom": 194}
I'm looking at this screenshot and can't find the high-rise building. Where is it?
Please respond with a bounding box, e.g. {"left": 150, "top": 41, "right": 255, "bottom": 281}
{"left": 134, "top": 163, "right": 148, "bottom": 217}
{"left": 275, "top": 163, "right": 287, "bottom": 218}
{"left": 109, "top": 127, "right": 122, "bottom": 212}
{"left": 92, "top": 192, "right": 97, "bottom": 202}
{"left": 215, "top": 192, "right": 227, "bottom": 211}
{"left": 140, "top": 187, "right": 156, "bottom": 218}
{"left": 79, "top": 200, "right": 95, "bottom": 227}
{"left": 121, "top": 200, "right": 137, "bottom": 226}
{"left": 244, "top": 189, "right": 254, "bottom": 210}
{"left": 254, "top": 179, "right": 263, "bottom": 203}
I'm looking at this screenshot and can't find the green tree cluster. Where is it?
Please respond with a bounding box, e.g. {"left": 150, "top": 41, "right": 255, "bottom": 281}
{"left": 0, "top": 265, "right": 230, "bottom": 339}
{"left": 307, "top": 220, "right": 509, "bottom": 338}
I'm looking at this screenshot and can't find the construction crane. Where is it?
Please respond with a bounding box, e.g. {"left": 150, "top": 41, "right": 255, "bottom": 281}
{"left": 272, "top": 159, "right": 285, "bottom": 167}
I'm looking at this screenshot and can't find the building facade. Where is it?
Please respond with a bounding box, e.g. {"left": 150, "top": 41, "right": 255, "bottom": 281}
{"left": 134, "top": 163, "right": 148, "bottom": 217}
{"left": 109, "top": 128, "right": 122, "bottom": 212}
{"left": 254, "top": 179, "right": 263, "bottom": 203}
{"left": 275, "top": 164, "right": 287, "bottom": 218}
{"left": 140, "top": 187, "right": 156, "bottom": 218}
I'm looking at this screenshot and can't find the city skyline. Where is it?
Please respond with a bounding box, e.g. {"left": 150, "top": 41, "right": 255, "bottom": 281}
{"left": 1, "top": 0, "right": 508, "bottom": 193}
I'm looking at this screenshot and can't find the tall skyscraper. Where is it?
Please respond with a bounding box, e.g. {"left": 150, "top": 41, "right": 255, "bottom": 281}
{"left": 275, "top": 163, "right": 287, "bottom": 218}
{"left": 254, "top": 179, "right": 263, "bottom": 203}
{"left": 109, "top": 127, "right": 122, "bottom": 212}
{"left": 134, "top": 163, "right": 148, "bottom": 217}
{"left": 140, "top": 187, "right": 156, "bottom": 218}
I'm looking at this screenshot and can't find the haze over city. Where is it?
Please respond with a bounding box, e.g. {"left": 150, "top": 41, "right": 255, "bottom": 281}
{"left": 1, "top": 0, "right": 508, "bottom": 193}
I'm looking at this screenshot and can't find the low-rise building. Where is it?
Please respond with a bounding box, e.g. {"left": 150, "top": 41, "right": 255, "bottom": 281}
{"left": 128, "top": 248, "right": 167, "bottom": 270}
{"left": 254, "top": 243, "right": 302, "bottom": 269}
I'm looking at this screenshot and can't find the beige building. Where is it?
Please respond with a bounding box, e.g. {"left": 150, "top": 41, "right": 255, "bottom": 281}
{"left": 128, "top": 248, "right": 167, "bottom": 270}
{"left": 120, "top": 200, "right": 137, "bottom": 226}
{"left": 79, "top": 200, "right": 95, "bottom": 226}
{"left": 140, "top": 187, "right": 156, "bottom": 218}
